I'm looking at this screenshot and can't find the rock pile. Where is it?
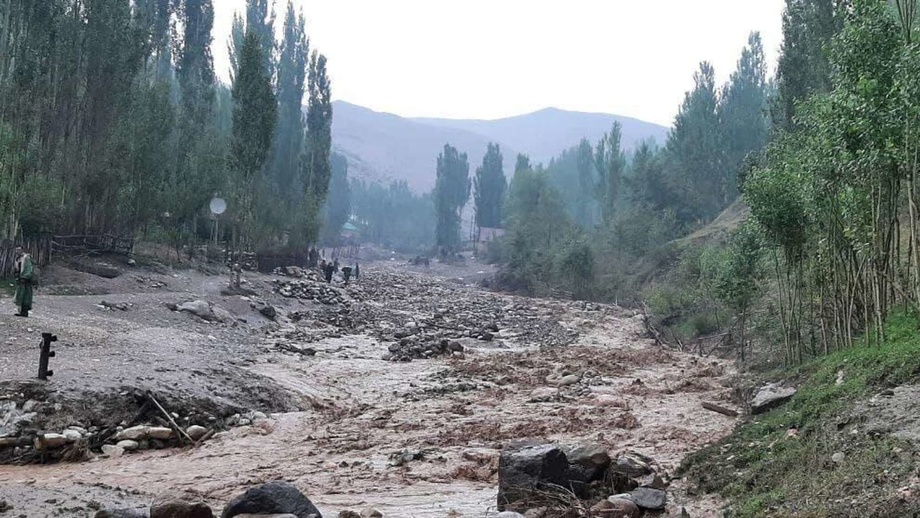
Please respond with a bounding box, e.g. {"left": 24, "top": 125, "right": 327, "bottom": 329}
{"left": 497, "top": 442, "right": 671, "bottom": 515}
{"left": 274, "top": 279, "right": 348, "bottom": 306}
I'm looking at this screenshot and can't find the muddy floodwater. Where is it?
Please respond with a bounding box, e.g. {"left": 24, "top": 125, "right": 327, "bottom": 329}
{"left": 0, "top": 259, "right": 734, "bottom": 517}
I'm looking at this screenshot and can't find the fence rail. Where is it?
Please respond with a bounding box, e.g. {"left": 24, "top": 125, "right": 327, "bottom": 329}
{"left": 0, "top": 235, "right": 53, "bottom": 279}
{"left": 52, "top": 235, "right": 134, "bottom": 255}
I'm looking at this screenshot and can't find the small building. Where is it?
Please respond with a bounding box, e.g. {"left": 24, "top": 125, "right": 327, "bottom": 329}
{"left": 478, "top": 227, "right": 505, "bottom": 242}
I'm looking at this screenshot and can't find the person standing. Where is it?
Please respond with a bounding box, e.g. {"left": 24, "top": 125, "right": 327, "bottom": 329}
{"left": 13, "top": 247, "right": 34, "bottom": 317}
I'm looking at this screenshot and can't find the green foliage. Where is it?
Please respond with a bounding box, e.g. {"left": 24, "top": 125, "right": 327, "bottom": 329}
{"left": 595, "top": 122, "right": 626, "bottom": 224}
{"left": 681, "top": 311, "right": 920, "bottom": 517}
{"left": 474, "top": 143, "right": 507, "bottom": 230}
{"left": 434, "top": 144, "right": 471, "bottom": 251}
{"left": 351, "top": 179, "right": 434, "bottom": 252}
{"left": 231, "top": 29, "right": 277, "bottom": 246}
{"left": 320, "top": 153, "right": 351, "bottom": 246}
{"left": 0, "top": 0, "right": 334, "bottom": 256}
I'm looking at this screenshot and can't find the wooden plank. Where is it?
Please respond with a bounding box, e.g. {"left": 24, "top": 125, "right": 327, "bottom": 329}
{"left": 702, "top": 401, "right": 739, "bottom": 417}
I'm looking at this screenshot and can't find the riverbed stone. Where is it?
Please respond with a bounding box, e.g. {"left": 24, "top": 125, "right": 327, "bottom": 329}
{"left": 751, "top": 383, "right": 797, "bottom": 415}
{"left": 221, "top": 481, "right": 322, "bottom": 518}
{"left": 497, "top": 443, "right": 569, "bottom": 511}
{"left": 147, "top": 427, "right": 174, "bottom": 440}
{"left": 150, "top": 495, "right": 213, "bottom": 518}
{"left": 563, "top": 442, "right": 611, "bottom": 482}
{"left": 116, "top": 425, "right": 148, "bottom": 441}
{"left": 628, "top": 487, "right": 667, "bottom": 510}
{"left": 187, "top": 425, "right": 208, "bottom": 441}
{"left": 117, "top": 440, "right": 139, "bottom": 451}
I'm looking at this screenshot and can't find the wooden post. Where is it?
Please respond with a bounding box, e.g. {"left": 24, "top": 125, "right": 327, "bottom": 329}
{"left": 38, "top": 333, "right": 57, "bottom": 380}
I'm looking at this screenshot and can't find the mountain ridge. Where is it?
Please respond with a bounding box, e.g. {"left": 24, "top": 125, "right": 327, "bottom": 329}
{"left": 330, "top": 100, "right": 669, "bottom": 193}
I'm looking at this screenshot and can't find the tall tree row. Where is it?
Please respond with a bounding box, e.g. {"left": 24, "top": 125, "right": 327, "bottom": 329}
{"left": 0, "top": 0, "right": 335, "bottom": 254}
{"left": 474, "top": 143, "right": 507, "bottom": 231}
{"left": 434, "top": 144, "right": 471, "bottom": 252}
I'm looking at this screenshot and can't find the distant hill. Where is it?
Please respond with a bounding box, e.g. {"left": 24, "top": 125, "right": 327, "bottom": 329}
{"left": 415, "top": 108, "right": 670, "bottom": 167}
{"left": 331, "top": 101, "right": 669, "bottom": 193}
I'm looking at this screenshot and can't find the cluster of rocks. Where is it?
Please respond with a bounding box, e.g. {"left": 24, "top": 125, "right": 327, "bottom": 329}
{"left": 95, "top": 480, "right": 351, "bottom": 518}
{"left": 497, "top": 442, "right": 673, "bottom": 517}
{"left": 383, "top": 336, "right": 466, "bottom": 362}
{"left": 0, "top": 397, "right": 214, "bottom": 461}
{"left": 274, "top": 279, "right": 348, "bottom": 306}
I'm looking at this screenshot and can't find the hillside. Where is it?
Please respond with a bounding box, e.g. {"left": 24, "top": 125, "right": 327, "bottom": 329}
{"left": 415, "top": 107, "right": 670, "bottom": 166}
{"left": 331, "top": 101, "right": 669, "bottom": 193}
{"left": 331, "top": 101, "right": 517, "bottom": 192}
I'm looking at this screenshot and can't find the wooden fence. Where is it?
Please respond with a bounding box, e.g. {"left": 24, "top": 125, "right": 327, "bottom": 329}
{"left": 52, "top": 235, "right": 134, "bottom": 255}
{"left": 0, "top": 235, "right": 53, "bottom": 279}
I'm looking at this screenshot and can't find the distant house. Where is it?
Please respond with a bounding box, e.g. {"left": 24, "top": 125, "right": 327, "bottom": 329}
{"left": 478, "top": 227, "right": 505, "bottom": 242}
{"left": 341, "top": 222, "right": 360, "bottom": 240}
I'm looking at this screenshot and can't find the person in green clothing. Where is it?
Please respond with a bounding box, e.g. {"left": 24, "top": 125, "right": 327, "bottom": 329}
{"left": 13, "top": 247, "right": 33, "bottom": 317}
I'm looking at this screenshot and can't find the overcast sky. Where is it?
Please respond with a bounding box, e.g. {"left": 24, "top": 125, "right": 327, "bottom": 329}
{"left": 213, "top": 1, "right": 785, "bottom": 127}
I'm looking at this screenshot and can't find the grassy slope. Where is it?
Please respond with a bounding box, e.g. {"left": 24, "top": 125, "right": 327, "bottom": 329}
{"left": 680, "top": 312, "right": 920, "bottom": 517}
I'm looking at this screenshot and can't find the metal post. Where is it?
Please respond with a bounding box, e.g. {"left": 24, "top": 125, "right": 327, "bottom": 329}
{"left": 38, "top": 333, "right": 56, "bottom": 380}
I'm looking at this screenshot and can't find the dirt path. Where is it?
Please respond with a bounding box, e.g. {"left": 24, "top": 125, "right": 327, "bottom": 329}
{"left": 0, "top": 259, "right": 736, "bottom": 517}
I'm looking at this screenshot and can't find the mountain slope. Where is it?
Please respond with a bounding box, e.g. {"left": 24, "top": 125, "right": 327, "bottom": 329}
{"left": 331, "top": 101, "right": 669, "bottom": 193}
{"left": 331, "top": 101, "right": 517, "bottom": 193}
{"left": 414, "top": 107, "right": 670, "bottom": 166}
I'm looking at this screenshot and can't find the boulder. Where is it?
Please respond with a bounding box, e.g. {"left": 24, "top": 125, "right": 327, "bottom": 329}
{"left": 628, "top": 487, "right": 667, "bottom": 510}
{"left": 497, "top": 444, "right": 569, "bottom": 511}
{"left": 603, "top": 497, "right": 640, "bottom": 518}
{"left": 562, "top": 443, "right": 611, "bottom": 482}
{"left": 751, "top": 383, "right": 797, "bottom": 415}
{"left": 610, "top": 452, "right": 654, "bottom": 479}
{"left": 187, "top": 425, "right": 208, "bottom": 441}
{"left": 147, "top": 427, "right": 174, "bottom": 440}
{"left": 360, "top": 509, "right": 382, "bottom": 518}
{"left": 221, "top": 481, "right": 322, "bottom": 518}
{"left": 528, "top": 387, "right": 559, "bottom": 403}
{"left": 117, "top": 440, "right": 140, "bottom": 451}
{"left": 258, "top": 303, "right": 277, "bottom": 320}
{"left": 337, "top": 512, "right": 360, "bottom": 518}
{"left": 150, "top": 495, "right": 214, "bottom": 518}
{"left": 116, "top": 425, "right": 148, "bottom": 441}
{"left": 63, "top": 429, "right": 83, "bottom": 442}
{"left": 101, "top": 444, "right": 125, "bottom": 457}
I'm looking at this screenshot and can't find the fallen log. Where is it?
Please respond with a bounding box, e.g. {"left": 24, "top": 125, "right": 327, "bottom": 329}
{"left": 702, "top": 401, "right": 739, "bottom": 417}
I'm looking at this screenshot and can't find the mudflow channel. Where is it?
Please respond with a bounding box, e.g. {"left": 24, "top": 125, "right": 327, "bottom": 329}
{"left": 0, "top": 260, "right": 736, "bottom": 516}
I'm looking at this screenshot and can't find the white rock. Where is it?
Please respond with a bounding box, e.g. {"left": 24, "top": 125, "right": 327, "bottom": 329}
{"left": 101, "top": 444, "right": 125, "bottom": 457}
{"left": 832, "top": 452, "right": 845, "bottom": 463}
{"left": 115, "top": 425, "right": 148, "bottom": 441}
{"left": 117, "top": 440, "right": 140, "bottom": 451}
{"left": 250, "top": 411, "right": 267, "bottom": 421}
{"left": 147, "top": 427, "right": 174, "bottom": 440}
{"left": 186, "top": 425, "right": 207, "bottom": 441}
{"left": 63, "top": 429, "right": 82, "bottom": 442}
{"left": 528, "top": 387, "right": 559, "bottom": 403}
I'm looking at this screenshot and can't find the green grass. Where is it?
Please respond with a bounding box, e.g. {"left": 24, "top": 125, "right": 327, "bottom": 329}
{"left": 680, "top": 311, "right": 920, "bottom": 517}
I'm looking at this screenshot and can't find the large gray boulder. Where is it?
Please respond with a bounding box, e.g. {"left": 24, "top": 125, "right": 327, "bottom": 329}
{"left": 751, "top": 383, "right": 797, "bottom": 415}
{"left": 221, "top": 482, "right": 321, "bottom": 518}
{"left": 563, "top": 443, "right": 611, "bottom": 482}
{"left": 150, "top": 495, "right": 213, "bottom": 518}
{"left": 497, "top": 443, "right": 569, "bottom": 511}
{"left": 628, "top": 487, "right": 667, "bottom": 510}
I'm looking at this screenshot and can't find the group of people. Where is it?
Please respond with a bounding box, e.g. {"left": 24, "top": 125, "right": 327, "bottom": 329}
{"left": 318, "top": 258, "right": 359, "bottom": 285}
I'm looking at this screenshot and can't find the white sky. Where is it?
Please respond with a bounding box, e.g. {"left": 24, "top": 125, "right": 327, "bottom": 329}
{"left": 213, "top": 0, "right": 785, "bottom": 127}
